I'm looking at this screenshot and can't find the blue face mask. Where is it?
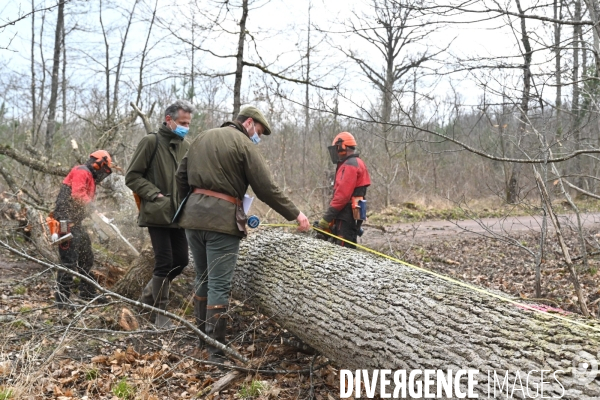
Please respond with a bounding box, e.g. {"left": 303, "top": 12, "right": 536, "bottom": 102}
{"left": 173, "top": 125, "right": 189, "bottom": 138}
{"left": 169, "top": 120, "right": 189, "bottom": 138}
{"left": 250, "top": 122, "right": 261, "bottom": 144}
{"left": 250, "top": 132, "right": 261, "bottom": 144}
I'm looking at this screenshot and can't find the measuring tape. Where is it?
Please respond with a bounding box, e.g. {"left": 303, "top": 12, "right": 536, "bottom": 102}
{"left": 258, "top": 223, "right": 600, "bottom": 334}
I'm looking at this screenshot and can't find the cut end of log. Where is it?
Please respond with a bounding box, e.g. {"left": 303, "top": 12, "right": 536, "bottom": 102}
{"left": 118, "top": 307, "right": 139, "bottom": 331}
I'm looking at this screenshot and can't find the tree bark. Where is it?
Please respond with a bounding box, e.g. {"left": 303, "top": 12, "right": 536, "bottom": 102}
{"left": 231, "top": 230, "right": 600, "bottom": 397}
{"left": 554, "top": 0, "right": 563, "bottom": 140}
{"left": 572, "top": 0, "right": 583, "bottom": 193}
{"left": 0, "top": 144, "right": 70, "bottom": 176}
{"left": 44, "top": 0, "right": 64, "bottom": 152}
{"left": 111, "top": 246, "right": 155, "bottom": 299}
{"left": 232, "top": 0, "right": 248, "bottom": 118}
{"left": 303, "top": 1, "right": 311, "bottom": 181}
{"left": 506, "top": 0, "right": 533, "bottom": 205}
{"left": 30, "top": 0, "right": 36, "bottom": 135}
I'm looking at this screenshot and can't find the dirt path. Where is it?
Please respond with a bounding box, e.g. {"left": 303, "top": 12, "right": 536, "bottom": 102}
{"left": 361, "top": 212, "right": 600, "bottom": 247}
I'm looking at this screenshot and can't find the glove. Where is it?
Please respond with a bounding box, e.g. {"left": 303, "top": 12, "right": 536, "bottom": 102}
{"left": 51, "top": 233, "right": 59, "bottom": 243}
{"left": 317, "top": 218, "right": 330, "bottom": 231}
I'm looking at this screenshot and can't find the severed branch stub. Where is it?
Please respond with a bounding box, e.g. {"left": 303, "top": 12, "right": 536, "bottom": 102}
{"left": 95, "top": 211, "right": 140, "bottom": 257}
{"left": 130, "top": 101, "right": 156, "bottom": 134}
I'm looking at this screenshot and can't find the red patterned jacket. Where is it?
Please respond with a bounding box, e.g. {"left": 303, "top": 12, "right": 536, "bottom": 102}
{"left": 323, "top": 154, "right": 371, "bottom": 222}
{"left": 53, "top": 165, "right": 96, "bottom": 224}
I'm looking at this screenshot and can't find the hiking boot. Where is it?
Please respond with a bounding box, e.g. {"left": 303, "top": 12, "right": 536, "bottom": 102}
{"left": 55, "top": 267, "right": 74, "bottom": 309}
{"left": 79, "top": 280, "right": 109, "bottom": 304}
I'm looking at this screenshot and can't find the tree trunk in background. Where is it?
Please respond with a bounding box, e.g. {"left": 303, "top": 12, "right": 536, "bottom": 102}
{"left": 110, "top": 1, "right": 137, "bottom": 121}
{"left": 44, "top": 0, "right": 64, "bottom": 152}
{"left": 232, "top": 230, "right": 600, "bottom": 397}
{"left": 554, "top": 0, "right": 562, "bottom": 140}
{"left": 572, "top": 0, "right": 582, "bottom": 195}
{"left": 303, "top": 2, "right": 311, "bottom": 182}
{"left": 61, "top": 25, "right": 67, "bottom": 129}
{"left": 30, "top": 0, "right": 37, "bottom": 135}
{"left": 232, "top": 0, "right": 248, "bottom": 118}
{"left": 507, "top": 0, "right": 533, "bottom": 205}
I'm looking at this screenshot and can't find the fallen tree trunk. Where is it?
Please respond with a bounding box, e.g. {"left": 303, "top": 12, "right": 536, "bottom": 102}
{"left": 232, "top": 229, "right": 600, "bottom": 398}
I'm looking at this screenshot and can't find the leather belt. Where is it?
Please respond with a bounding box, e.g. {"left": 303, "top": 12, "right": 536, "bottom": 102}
{"left": 192, "top": 188, "right": 242, "bottom": 206}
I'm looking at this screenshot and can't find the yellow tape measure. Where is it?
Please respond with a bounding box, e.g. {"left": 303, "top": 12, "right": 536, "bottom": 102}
{"left": 261, "top": 223, "right": 600, "bottom": 334}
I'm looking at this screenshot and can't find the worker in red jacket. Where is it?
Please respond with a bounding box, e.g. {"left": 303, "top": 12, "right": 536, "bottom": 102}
{"left": 317, "top": 132, "right": 371, "bottom": 248}
{"left": 52, "top": 150, "right": 112, "bottom": 308}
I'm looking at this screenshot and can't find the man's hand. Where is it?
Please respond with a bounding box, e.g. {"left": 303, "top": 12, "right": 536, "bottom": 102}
{"left": 317, "top": 218, "right": 330, "bottom": 231}
{"left": 296, "top": 212, "right": 310, "bottom": 232}
{"left": 156, "top": 193, "right": 164, "bottom": 198}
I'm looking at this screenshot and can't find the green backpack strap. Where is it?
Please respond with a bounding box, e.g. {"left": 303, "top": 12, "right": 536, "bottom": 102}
{"left": 143, "top": 132, "right": 159, "bottom": 179}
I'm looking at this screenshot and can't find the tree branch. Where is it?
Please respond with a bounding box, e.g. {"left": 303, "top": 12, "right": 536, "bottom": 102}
{"left": 242, "top": 61, "right": 335, "bottom": 90}
{"left": 0, "top": 144, "right": 70, "bottom": 176}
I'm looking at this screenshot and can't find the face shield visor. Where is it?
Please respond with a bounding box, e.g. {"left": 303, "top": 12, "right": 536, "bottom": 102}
{"left": 328, "top": 145, "right": 340, "bottom": 164}
{"left": 94, "top": 165, "right": 112, "bottom": 183}
{"left": 94, "top": 163, "right": 112, "bottom": 183}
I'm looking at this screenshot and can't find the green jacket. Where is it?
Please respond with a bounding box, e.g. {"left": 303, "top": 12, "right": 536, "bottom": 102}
{"left": 176, "top": 121, "right": 300, "bottom": 237}
{"left": 125, "top": 124, "right": 190, "bottom": 228}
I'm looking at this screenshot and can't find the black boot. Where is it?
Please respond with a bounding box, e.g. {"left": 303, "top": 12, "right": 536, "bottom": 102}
{"left": 79, "top": 279, "right": 109, "bottom": 303}
{"left": 206, "top": 305, "right": 228, "bottom": 362}
{"left": 55, "top": 267, "right": 74, "bottom": 309}
{"left": 139, "top": 280, "right": 154, "bottom": 306}
{"left": 194, "top": 295, "right": 208, "bottom": 348}
{"left": 138, "top": 279, "right": 155, "bottom": 320}
{"left": 151, "top": 276, "right": 173, "bottom": 328}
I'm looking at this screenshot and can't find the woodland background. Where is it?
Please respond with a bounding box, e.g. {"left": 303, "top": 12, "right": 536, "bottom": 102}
{"left": 4, "top": 0, "right": 600, "bottom": 212}
{"left": 2, "top": 0, "right": 600, "bottom": 398}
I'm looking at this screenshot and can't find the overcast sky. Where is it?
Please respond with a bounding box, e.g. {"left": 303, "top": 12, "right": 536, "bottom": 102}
{"left": 0, "top": 0, "right": 567, "bottom": 120}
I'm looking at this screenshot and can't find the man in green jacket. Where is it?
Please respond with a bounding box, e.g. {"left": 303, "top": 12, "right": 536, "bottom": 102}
{"left": 176, "top": 106, "right": 310, "bottom": 361}
{"left": 125, "top": 100, "right": 193, "bottom": 328}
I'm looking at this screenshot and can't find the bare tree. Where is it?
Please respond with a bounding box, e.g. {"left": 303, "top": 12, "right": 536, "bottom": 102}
{"left": 505, "top": 0, "right": 534, "bottom": 204}
{"left": 44, "top": 0, "right": 65, "bottom": 151}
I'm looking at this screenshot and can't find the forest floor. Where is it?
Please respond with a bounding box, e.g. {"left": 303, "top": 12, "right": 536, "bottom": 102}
{"left": 1, "top": 204, "right": 600, "bottom": 399}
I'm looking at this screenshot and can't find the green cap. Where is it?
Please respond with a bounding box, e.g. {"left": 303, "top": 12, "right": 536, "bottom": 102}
{"left": 238, "top": 106, "right": 272, "bottom": 135}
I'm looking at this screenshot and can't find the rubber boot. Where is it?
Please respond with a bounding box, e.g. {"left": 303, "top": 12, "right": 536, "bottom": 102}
{"left": 151, "top": 276, "right": 174, "bottom": 329}
{"left": 194, "top": 295, "right": 208, "bottom": 349}
{"left": 55, "top": 266, "right": 75, "bottom": 310}
{"left": 206, "top": 305, "right": 228, "bottom": 363}
{"left": 139, "top": 280, "right": 154, "bottom": 306}
{"left": 138, "top": 279, "right": 155, "bottom": 320}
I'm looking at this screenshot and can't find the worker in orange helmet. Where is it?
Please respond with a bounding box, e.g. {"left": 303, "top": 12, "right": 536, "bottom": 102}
{"left": 52, "top": 150, "right": 113, "bottom": 308}
{"left": 316, "top": 132, "right": 371, "bottom": 248}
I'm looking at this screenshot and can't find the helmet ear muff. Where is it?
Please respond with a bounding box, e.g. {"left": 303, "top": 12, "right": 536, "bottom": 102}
{"left": 91, "top": 157, "right": 108, "bottom": 170}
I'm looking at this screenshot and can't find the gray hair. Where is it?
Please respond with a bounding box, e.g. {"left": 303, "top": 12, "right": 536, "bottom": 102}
{"left": 164, "top": 100, "right": 195, "bottom": 120}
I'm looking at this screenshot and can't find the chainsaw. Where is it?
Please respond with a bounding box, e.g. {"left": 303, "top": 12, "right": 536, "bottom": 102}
{"left": 46, "top": 213, "right": 73, "bottom": 246}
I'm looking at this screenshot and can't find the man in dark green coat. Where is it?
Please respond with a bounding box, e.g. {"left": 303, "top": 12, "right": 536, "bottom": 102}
{"left": 125, "top": 100, "right": 193, "bottom": 328}
{"left": 176, "top": 106, "right": 310, "bottom": 361}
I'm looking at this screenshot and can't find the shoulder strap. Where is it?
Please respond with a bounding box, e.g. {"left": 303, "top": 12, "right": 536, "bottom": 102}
{"left": 142, "top": 133, "right": 159, "bottom": 179}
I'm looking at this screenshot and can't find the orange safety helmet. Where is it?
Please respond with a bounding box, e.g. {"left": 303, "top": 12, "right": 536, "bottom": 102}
{"left": 89, "top": 150, "right": 112, "bottom": 169}
{"left": 332, "top": 132, "right": 357, "bottom": 149}
{"left": 328, "top": 132, "right": 357, "bottom": 164}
